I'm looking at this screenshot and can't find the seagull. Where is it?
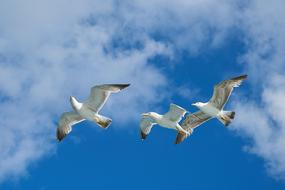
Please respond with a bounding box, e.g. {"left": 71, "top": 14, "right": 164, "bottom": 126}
{"left": 175, "top": 74, "right": 247, "bottom": 144}
{"left": 140, "top": 103, "right": 189, "bottom": 140}
{"left": 56, "top": 84, "right": 130, "bottom": 142}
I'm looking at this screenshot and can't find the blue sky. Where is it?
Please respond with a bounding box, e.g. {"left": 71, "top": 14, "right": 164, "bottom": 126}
{"left": 1, "top": 0, "right": 285, "bottom": 189}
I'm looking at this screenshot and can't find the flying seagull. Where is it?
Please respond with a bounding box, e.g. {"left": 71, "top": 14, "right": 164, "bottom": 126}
{"left": 140, "top": 103, "right": 189, "bottom": 140}
{"left": 175, "top": 74, "right": 247, "bottom": 144}
{"left": 56, "top": 84, "right": 130, "bottom": 142}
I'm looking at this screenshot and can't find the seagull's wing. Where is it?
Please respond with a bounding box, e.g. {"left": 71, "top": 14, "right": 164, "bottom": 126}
{"left": 56, "top": 111, "right": 85, "bottom": 141}
{"left": 85, "top": 84, "right": 130, "bottom": 112}
{"left": 209, "top": 75, "right": 247, "bottom": 110}
{"left": 164, "top": 103, "right": 187, "bottom": 123}
{"left": 140, "top": 116, "right": 156, "bottom": 140}
{"left": 175, "top": 111, "right": 212, "bottom": 144}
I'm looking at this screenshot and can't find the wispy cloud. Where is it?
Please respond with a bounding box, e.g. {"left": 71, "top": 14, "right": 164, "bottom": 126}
{"left": 0, "top": 0, "right": 170, "bottom": 182}
{"left": 2, "top": 0, "right": 285, "bottom": 183}
{"left": 231, "top": 0, "right": 285, "bottom": 179}
{"left": 0, "top": 0, "right": 238, "bottom": 182}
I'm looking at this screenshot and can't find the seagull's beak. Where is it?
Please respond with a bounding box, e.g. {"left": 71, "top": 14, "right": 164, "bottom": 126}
{"left": 70, "top": 96, "right": 75, "bottom": 102}
{"left": 141, "top": 113, "right": 148, "bottom": 117}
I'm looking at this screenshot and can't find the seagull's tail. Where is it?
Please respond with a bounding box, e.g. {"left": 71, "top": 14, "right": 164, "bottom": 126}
{"left": 94, "top": 115, "right": 112, "bottom": 129}
{"left": 218, "top": 111, "right": 235, "bottom": 127}
{"left": 225, "top": 111, "right": 235, "bottom": 119}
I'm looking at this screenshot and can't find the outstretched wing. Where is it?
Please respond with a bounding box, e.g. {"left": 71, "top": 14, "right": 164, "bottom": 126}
{"left": 164, "top": 103, "right": 187, "bottom": 123}
{"left": 175, "top": 111, "right": 212, "bottom": 144}
{"left": 209, "top": 75, "right": 247, "bottom": 110}
{"left": 56, "top": 111, "right": 85, "bottom": 141}
{"left": 85, "top": 84, "right": 130, "bottom": 112}
{"left": 140, "top": 116, "right": 156, "bottom": 140}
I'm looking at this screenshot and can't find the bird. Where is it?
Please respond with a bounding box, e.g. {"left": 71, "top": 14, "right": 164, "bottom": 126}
{"left": 175, "top": 74, "right": 247, "bottom": 144}
{"left": 56, "top": 84, "right": 130, "bottom": 142}
{"left": 140, "top": 103, "right": 189, "bottom": 140}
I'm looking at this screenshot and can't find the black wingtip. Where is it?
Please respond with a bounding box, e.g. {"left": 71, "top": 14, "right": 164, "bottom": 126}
{"left": 111, "top": 84, "right": 130, "bottom": 90}
{"left": 175, "top": 132, "right": 187, "bottom": 144}
{"left": 231, "top": 74, "right": 248, "bottom": 81}
{"left": 56, "top": 129, "right": 65, "bottom": 142}
{"left": 120, "top": 84, "right": 130, "bottom": 89}
{"left": 140, "top": 131, "right": 147, "bottom": 140}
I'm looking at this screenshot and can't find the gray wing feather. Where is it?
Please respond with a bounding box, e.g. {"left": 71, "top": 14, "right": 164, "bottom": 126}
{"left": 181, "top": 111, "right": 212, "bottom": 131}
{"left": 175, "top": 111, "right": 212, "bottom": 144}
{"left": 85, "top": 84, "right": 130, "bottom": 112}
{"left": 209, "top": 75, "right": 247, "bottom": 110}
{"left": 164, "top": 103, "right": 187, "bottom": 123}
{"left": 140, "top": 116, "right": 156, "bottom": 136}
{"left": 57, "top": 111, "right": 84, "bottom": 141}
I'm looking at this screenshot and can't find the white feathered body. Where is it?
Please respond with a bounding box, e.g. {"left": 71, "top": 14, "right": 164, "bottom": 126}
{"left": 139, "top": 104, "right": 189, "bottom": 140}
{"left": 70, "top": 97, "right": 96, "bottom": 120}
{"left": 197, "top": 103, "right": 221, "bottom": 117}
{"left": 153, "top": 114, "right": 180, "bottom": 130}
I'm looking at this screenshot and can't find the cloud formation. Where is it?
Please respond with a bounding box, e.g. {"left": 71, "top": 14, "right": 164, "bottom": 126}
{"left": 231, "top": 0, "right": 285, "bottom": 179}
{"left": 1, "top": 0, "right": 285, "bottom": 183}
{"left": 0, "top": 0, "right": 170, "bottom": 182}
{"left": 0, "top": 0, "right": 238, "bottom": 182}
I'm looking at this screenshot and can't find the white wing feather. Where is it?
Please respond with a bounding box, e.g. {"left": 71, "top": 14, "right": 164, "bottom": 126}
{"left": 209, "top": 75, "right": 247, "bottom": 110}
{"left": 140, "top": 116, "right": 156, "bottom": 138}
{"left": 56, "top": 111, "right": 85, "bottom": 141}
{"left": 84, "top": 84, "right": 130, "bottom": 112}
{"left": 164, "top": 103, "right": 187, "bottom": 123}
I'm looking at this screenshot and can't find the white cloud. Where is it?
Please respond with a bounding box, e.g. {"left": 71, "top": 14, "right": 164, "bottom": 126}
{"left": 0, "top": 29, "right": 169, "bottom": 182}
{"left": 120, "top": 0, "right": 239, "bottom": 53}
{"left": 0, "top": 0, "right": 168, "bottom": 182}
{"left": 0, "top": 0, "right": 239, "bottom": 182}
{"left": 230, "top": 0, "right": 285, "bottom": 179}
{"left": 4, "top": 0, "right": 285, "bottom": 183}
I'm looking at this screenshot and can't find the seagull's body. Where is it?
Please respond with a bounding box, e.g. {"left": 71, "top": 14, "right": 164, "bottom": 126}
{"left": 196, "top": 103, "right": 220, "bottom": 117}
{"left": 70, "top": 96, "right": 110, "bottom": 125}
{"left": 175, "top": 74, "right": 247, "bottom": 144}
{"left": 57, "top": 84, "right": 130, "bottom": 141}
{"left": 140, "top": 103, "right": 189, "bottom": 140}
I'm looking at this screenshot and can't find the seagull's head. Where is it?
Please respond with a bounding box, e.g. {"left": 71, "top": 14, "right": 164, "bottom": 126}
{"left": 141, "top": 112, "right": 159, "bottom": 119}
{"left": 70, "top": 96, "right": 82, "bottom": 111}
{"left": 141, "top": 113, "right": 149, "bottom": 117}
{"left": 191, "top": 102, "right": 204, "bottom": 108}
